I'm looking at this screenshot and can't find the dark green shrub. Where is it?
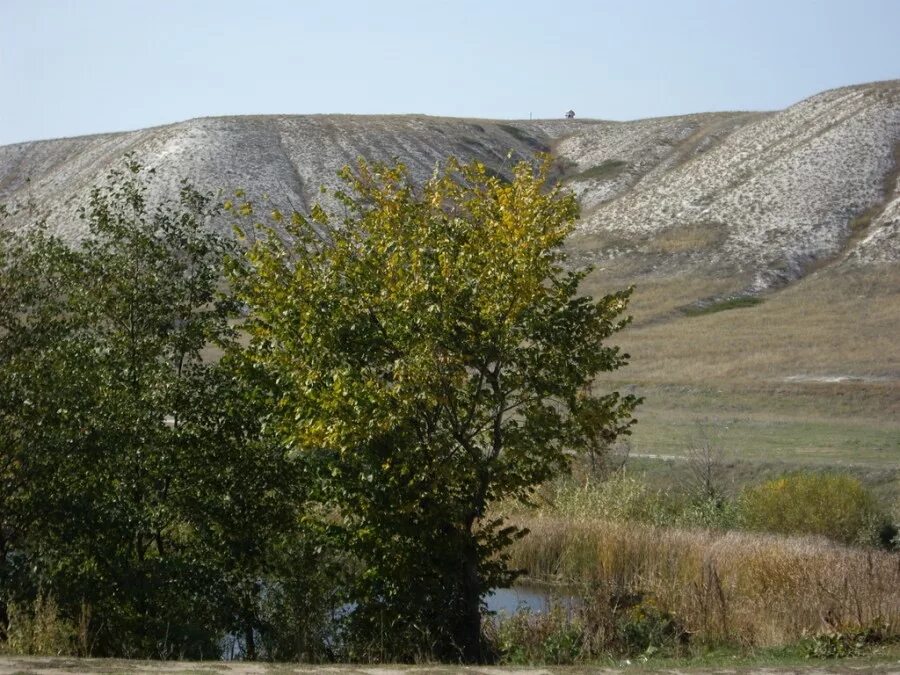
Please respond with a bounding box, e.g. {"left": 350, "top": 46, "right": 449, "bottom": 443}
{"left": 876, "top": 521, "right": 898, "bottom": 551}
{"left": 615, "top": 596, "right": 687, "bottom": 655}
{"left": 683, "top": 295, "right": 764, "bottom": 316}
{"left": 567, "top": 160, "right": 629, "bottom": 182}
{"left": 673, "top": 496, "right": 741, "bottom": 531}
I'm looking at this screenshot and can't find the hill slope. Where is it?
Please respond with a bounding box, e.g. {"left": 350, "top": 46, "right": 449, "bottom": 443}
{"left": 1, "top": 80, "right": 898, "bottom": 476}
{"left": 2, "top": 81, "right": 898, "bottom": 287}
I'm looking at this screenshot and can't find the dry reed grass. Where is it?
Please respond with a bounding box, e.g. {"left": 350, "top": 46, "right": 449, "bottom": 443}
{"left": 509, "top": 514, "right": 900, "bottom": 647}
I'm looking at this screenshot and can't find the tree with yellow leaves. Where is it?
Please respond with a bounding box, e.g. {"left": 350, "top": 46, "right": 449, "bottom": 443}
{"left": 230, "top": 157, "right": 639, "bottom": 662}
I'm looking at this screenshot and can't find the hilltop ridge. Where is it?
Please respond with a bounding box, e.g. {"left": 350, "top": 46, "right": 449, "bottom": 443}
{"left": 2, "top": 80, "right": 898, "bottom": 299}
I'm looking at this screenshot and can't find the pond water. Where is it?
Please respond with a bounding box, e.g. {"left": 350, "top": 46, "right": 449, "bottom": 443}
{"left": 222, "top": 585, "right": 575, "bottom": 659}
{"left": 485, "top": 585, "right": 575, "bottom": 615}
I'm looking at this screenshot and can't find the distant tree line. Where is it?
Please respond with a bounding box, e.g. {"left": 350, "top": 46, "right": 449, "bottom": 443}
{"left": 0, "top": 156, "right": 637, "bottom": 662}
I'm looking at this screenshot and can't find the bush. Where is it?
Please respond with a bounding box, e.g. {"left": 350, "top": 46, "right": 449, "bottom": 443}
{"left": 672, "top": 496, "right": 741, "bottom": 531}
{"left": 739, "top": 473, "right": 884, "bottom": 545}
{"left": 615, "top": 596, "right": 687, "bottom": 655}
{"left": 491, "top": 605, "right": 583, "bottom": 665}
{"left": 889, "top": 497, "right": 900, "bottom": 550}
{"left": 489, "top": 590, "right": 688, "bottom": 664}
{"left": 546, "top": 473, "right": 741, "bottom": 532}
{"left": 804, "top": 619, "right": 895, "bottom": 659}
{"left": 2, "top": 594, "right": 79, "bottom": 656}
{"left": 548, "top": 473, "right": 672, "bottom": 525}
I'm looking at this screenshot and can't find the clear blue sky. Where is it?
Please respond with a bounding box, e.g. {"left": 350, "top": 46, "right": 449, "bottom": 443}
{"left": 2, "top": 0, "right": 899, "bottom": 145}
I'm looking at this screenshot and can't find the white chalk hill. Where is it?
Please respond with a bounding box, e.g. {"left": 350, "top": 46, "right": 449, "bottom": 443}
{"left": 1, "top": 80, "right": 898, "bottom": 299}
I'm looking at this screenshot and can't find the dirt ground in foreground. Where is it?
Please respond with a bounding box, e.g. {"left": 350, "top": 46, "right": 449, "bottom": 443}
{"left": 1, "top": 656, "right": 899, "bottom": 675}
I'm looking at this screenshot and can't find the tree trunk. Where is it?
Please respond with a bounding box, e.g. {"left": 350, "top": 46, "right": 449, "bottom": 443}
{"left": 0, "top": 532, "right": 9, "bottom": 642}
{"left": 456, "top": 536, "right": 483, "bottom": 663}
{"left": 244, "top": 622, "right": 256, "bottom": 661}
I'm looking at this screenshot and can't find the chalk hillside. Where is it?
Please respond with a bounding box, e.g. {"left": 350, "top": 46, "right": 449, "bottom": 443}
{"left": 2, "top": 80, "right": 898, "bottom": 295}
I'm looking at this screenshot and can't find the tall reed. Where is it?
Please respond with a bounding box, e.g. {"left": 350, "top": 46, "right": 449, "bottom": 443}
{"left": 509, "top": 515, "right": 900, "bottom": 647}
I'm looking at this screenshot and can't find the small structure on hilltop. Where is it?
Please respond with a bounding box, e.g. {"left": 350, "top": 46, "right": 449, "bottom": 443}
{"left": 565, "top": 110, "right": 575, "bottom": 119}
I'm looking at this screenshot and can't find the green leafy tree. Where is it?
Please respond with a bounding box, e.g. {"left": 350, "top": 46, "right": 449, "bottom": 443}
{"left": 0, "top": 160, "right": 240, "bottom": 654}
{"left": 0, "top": 225, "right": 85, "bottom": 643}
{"left": 1, "top": 159, "right": 333, "bottom": 658}
{"left": 172, "top": 354, "right": 340, "bottom": 661}
{"left": 232, "top": 157, "right": 639, "bottom": 661}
